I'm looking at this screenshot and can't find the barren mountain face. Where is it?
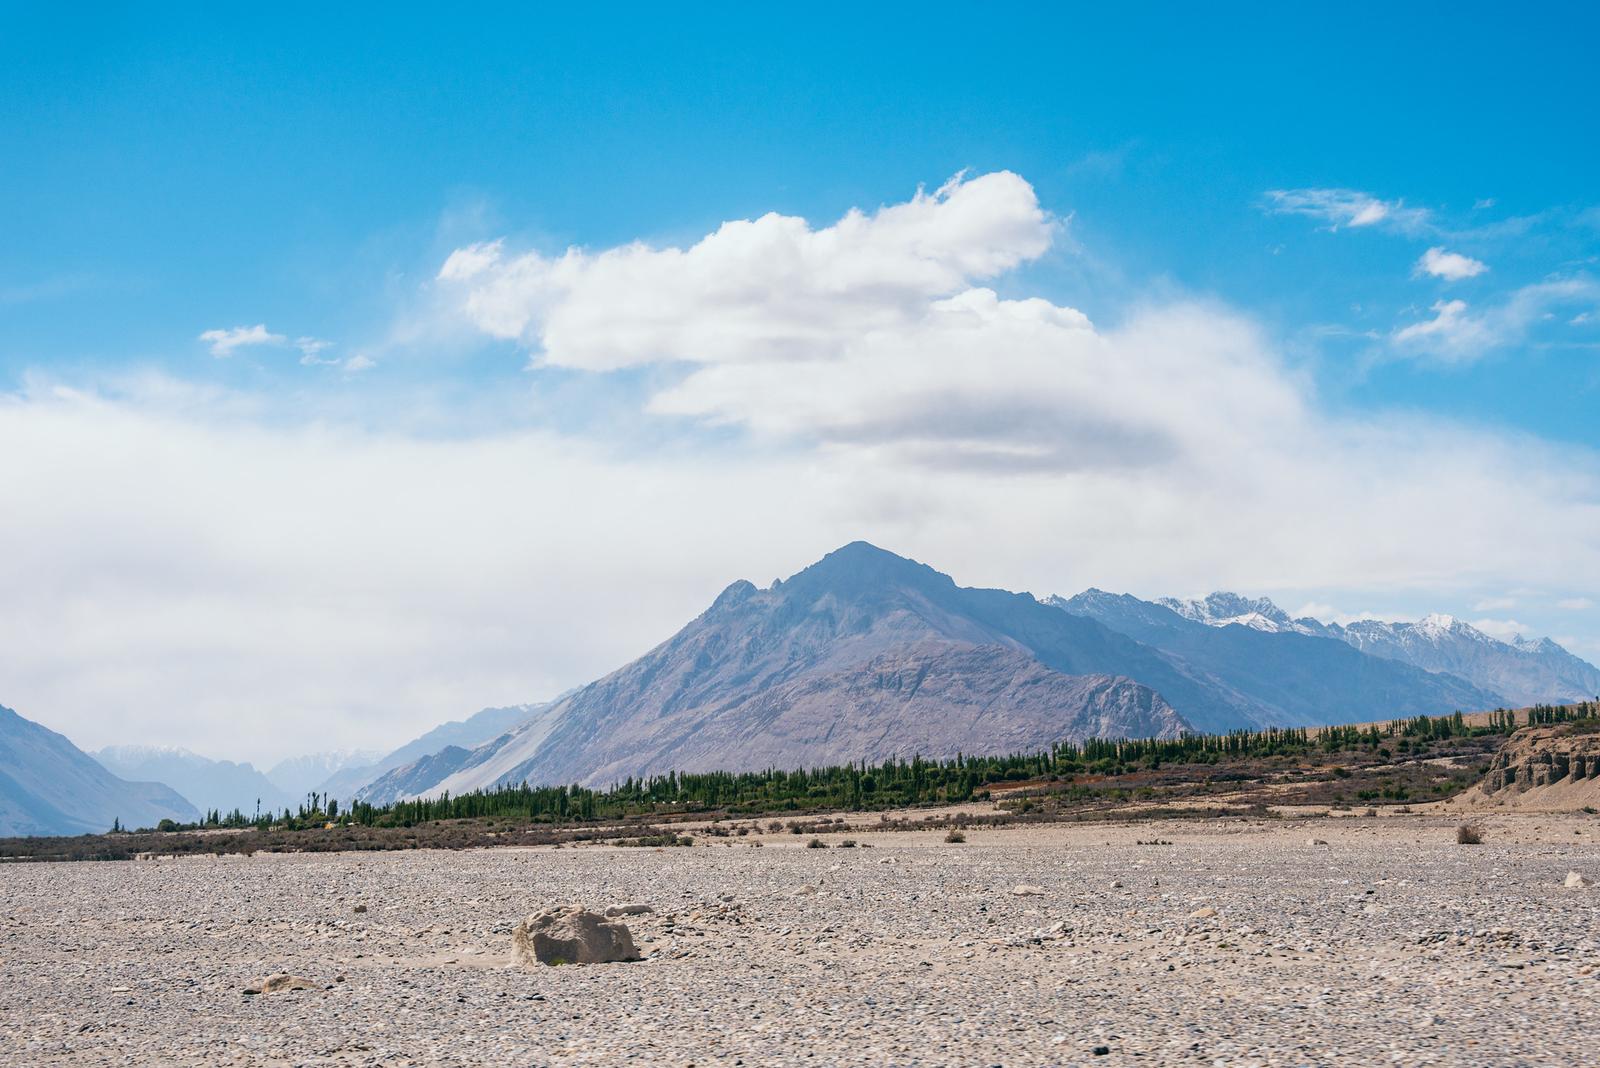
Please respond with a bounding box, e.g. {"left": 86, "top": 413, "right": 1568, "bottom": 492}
{"left": 363, "top": 543, "right": 1194, "bottom": 800}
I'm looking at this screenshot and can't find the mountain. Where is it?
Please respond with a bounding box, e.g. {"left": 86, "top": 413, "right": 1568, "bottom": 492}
{"left": 360, "top": 542, "right": 1204, "bottom": 803}
{"left": 1335, "top": 615, "right": 1600, "bottom": 707}
{"left": 1157, "top": 592, "right": 1317, "bottom": 634}
{"left": 1051, "top": 590, "right": 1502, "bottom": 725}
{"left": 317, "top": 703, "right": 554, "bottom": 801}
{"left": 265, "top": 750, "right": 381, "bottom": 801}
{"left": 1, "top": 704, "right": 199, "bottom": 837}
{"left": 95, "top": 745, "right": 293, "bottom": 818}
{"left": 1159, "top": 592, "right": 1600, "bottom": 707}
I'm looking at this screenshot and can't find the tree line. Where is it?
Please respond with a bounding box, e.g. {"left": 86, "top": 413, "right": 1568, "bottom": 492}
{"left": 148, "top": 700, "right": 1596, "bottom": 834}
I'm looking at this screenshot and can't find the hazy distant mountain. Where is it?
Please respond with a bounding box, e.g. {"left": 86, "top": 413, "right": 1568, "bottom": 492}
{"left": 1157, "top": 592, "right": 1600, "bottom": 707}
{"left": 1, "top": 704, "right": 198, "bottom": 837}
{"left": 362, "top": 542, "right": 1264, "bottom": 802}
{"left": 1051, "top": 590, "right": 1502, "bottom": 724}
{"left": 95, "top": 745, "right": 293, "bottom": 818}
{"left": 319, "top": 703, "right": 553, "bottom": 801}
{"left": 1335, "top": 615, "right": 1600, "bottom": 707}
{"left": 265, "top": 750, "right": 381, "bottom": 801}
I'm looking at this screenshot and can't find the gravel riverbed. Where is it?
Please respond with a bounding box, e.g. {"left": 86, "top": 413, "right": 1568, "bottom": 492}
{"left": 3, "top": 812, "right": 1599, "bottom": 1066}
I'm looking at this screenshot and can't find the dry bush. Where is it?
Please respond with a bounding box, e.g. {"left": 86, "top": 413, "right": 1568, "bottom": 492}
{"left": 1456, "top": 823, "right": 1483, "bottom": 845}
{"left": 944, "top": 829, "right": 966, "bottom": 844}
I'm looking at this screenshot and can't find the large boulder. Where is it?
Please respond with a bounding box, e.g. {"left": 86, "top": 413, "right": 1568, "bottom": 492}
{"left": 512, "top": 906, "right": 640, "bottom": 966}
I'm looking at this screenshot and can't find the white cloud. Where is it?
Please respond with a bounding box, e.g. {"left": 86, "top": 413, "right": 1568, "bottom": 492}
{"left": 436, "top": 171, "right": 1053, "bottom": 369}
{"left": 198, "top": 324, "right": 285, "bottom": 358}
{"left": 1264, "top": 188, "right": 1431, "bottom": 233}
{"left": 1416, "top": 247, "right": 1488, "bottom": 281}
{"left": 1558, "top": 597, "right": 1595, "bottom": 611}
{"left": 1473, "top": 596, "right": 1517, "bottom": 612}
{"left": 296, "top": 337, "right": 335, "bottom": 364}
{"left": 1392, "top": 278, "right": 1600, "bottom": 363}
{"left": 342, "top": 354, "right": 376, "bottom": 373}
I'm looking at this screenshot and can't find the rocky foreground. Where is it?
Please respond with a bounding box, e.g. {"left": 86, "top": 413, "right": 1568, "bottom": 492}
{"left": 3, "top": 814, "right": 1599, "bottom": 1066}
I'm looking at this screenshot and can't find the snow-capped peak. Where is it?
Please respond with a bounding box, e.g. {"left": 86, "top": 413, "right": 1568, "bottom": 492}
{"left": 1158, "top": 592, "right": 1299, "bottom": 632}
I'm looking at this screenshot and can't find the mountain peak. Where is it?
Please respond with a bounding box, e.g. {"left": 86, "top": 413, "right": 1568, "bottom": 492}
{"left": 1158, "top": 591, "right": 1293, "bottom": 629}
{"left": 780, "top": 542, "right": 953, "bottom": 598}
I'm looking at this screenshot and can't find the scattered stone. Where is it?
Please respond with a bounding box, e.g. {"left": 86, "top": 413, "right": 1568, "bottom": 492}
{"left": 511, "top": 906, "right": 640, "bottom": 966}
{"left": 353, "top": 904, "right": 367, "bottom": 913}
{"left": 243, "top": 974, "right": 316, "bottom": 995}
{"left": 1189, "top": 907, "right": 1218, "bottom": 919}
{"left": 1012, "top": 884, "right": 1045, "bottom": 896}
{"left": 605, "top": 903, "right": 654, "bottom": 917}
{"left": 1307, "top": 838, "right": 1329, "bottom": 846}
{"left": 1565, "top": 871, "right": 1592, "bottom": 888}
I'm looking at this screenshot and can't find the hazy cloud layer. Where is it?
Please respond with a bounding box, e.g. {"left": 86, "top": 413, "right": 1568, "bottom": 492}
{"left": 5, "top": 173, "right": 1599, "bottom": 762}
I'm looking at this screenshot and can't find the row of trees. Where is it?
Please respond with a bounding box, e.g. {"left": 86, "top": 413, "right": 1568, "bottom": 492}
{"left": 119, "top": 701, "right": 1597, "bottom": 834}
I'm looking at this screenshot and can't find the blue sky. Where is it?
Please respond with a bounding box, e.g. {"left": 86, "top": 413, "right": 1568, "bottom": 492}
{"left": 2, "top": 6, "right": 1598, "bottom": 760}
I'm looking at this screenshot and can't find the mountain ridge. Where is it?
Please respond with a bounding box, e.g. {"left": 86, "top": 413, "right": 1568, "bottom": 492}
{"left": 2, "top": 704, "right": 199, "bottom": 837}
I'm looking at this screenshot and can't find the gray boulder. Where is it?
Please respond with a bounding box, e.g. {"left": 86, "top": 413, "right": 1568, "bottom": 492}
{"left": 512, "top": 906, "right": 640, "bottom": 966}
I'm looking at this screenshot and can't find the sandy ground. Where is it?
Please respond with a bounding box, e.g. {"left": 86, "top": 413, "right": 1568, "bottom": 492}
{"left": 3, "top": 812, "right": 1600, "bottom": 1067}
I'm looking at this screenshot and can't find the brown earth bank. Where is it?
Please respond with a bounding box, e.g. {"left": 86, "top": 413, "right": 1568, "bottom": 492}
{"left": 3, "top": 812, "right": 1599, "bottom": 1067}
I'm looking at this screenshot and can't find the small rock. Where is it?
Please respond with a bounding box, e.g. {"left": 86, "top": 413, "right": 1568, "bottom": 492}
{"left": 1307, "top": 838, "right": 1329, "bottom": 846}
{"left": 1189, "top": 907, "right": 1218, "bottom": 919}
{"left": 1012, "top": 884, "right": 1046, "bottom": 897}
{"left": 511, "top": 906, "right": 640, "bottom": 966}
{"left": 1565, "top": 871, "right": 1592, "bottom": 888}
{"left": 353, "top": 904, "right": 368, "bottom": 913}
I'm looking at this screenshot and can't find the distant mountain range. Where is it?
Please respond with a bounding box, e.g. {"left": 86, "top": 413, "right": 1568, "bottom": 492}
{"left": 315, "top": 703, "right": 555, "bottom": 801}
{"left": 2, "top": 705, "right": 197, "bottom": 837}
{"left": 1154, "top": 592, "right": 1600, "bottom": 706}
{"left": 1050, "top": 590, "right": 1503, "bottom": 727}
{"left": 16, "top": 542, "right": 1600, "bottom": 832}
{"left": 95, "top": 745, "right": 295, "bottom": 818}
{"left": 264, "top": 749, "right": 382, "bottom": 801}
{"left": 357, "top": 545, "right": 1600, "bottom": 805}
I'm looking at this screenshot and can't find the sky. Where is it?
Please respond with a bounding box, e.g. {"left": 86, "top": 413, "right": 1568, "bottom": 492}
{"left": 3, "top": 5, "right": 1599, "bottom": 764}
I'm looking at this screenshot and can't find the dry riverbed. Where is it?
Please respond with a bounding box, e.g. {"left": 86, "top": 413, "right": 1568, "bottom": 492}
{"left": 3, "top": 812, "right": 1599, "bottom": 1066}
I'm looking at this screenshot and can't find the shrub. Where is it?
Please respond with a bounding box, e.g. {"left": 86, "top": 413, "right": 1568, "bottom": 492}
{"left": 806, "top": 837, "right": 827, "bottom": 849}
{"left": 944, "top": 829, "right": 966, "bottom": 844}
{"left": 838, "top": 839, "right": 857, "bottom": 848}
{"left": 1456, "top": 824, "right": 1483, "bottom": 845}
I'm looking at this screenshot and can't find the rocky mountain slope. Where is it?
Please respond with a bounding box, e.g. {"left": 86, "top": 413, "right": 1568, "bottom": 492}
{"left": 1051, "top": 590, "right": 1502, "bottom": 725}
{"left": 320, "top": 703, "right": 554, "bottom": 801}
{"left": 1157, "top": 592, "right": 1600, "bottom": 706}
{"left": 1, "top": 704, "right": 198, "bottom": 836}
{"left": 360, "top": 543, "right": 1203, "bottom": 802}
{"left": 95, "top": 746, "right": 293, "bottom": 818}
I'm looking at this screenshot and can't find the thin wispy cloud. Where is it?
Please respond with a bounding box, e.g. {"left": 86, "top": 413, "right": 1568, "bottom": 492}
{"left": 1263, "top": 187, "right": 1431, "bottom": 234}
{"left": 198, "top": 323, "right": 285, "bottom": 358}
